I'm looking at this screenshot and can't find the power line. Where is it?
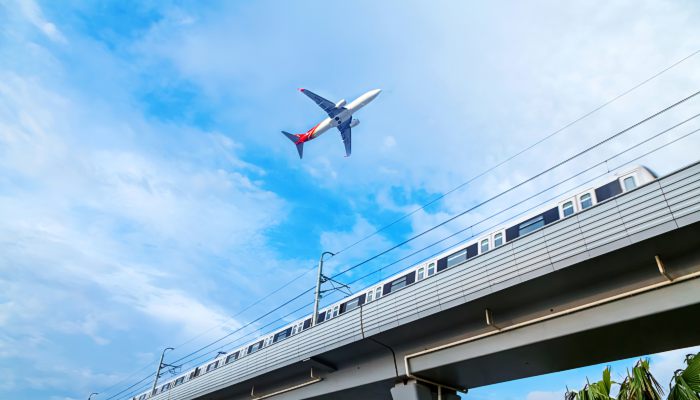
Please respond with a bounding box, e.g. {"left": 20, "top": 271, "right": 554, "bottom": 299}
{"left": 170, "top": 264, "right": 316, "bottom": 351}
{"left": 103, "top": 372, "right": 155, "bottom": 400}
{"left": 121, "top": 381, "right": 153, "bottom": 400}
{"left": 167, "top": 287, "right": 314, "bottom": 367}
{"left": 98, "top": 264, "right": 317, "bottom": 399}
{"left": 332, "top": 48, "right": 700, "bottom": 257}
{"left": 342, "top": 120, "right": 700, "bottom": 291}
{"left": 173, "top": 300, "right": 315, "bottom": 372}
{"left": 97, "top": 358, "right": 158, "bottom": 398}
{"left": 328, "top": 89, "right": 700, "bottom": 280}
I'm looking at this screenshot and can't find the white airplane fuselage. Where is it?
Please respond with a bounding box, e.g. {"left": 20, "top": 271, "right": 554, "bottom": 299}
{"left": 299, "top": 89, "right": 381, "bottom": 142}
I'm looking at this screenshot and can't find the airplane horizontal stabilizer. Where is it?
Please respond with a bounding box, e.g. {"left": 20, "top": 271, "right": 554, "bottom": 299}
{"left": 282, "top": 131, "right": 304, "bottom": 159}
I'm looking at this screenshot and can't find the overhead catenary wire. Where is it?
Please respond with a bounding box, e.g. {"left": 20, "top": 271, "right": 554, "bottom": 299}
{"left": 97, "top": 266, "right": 316, "bottom": 400}
{"left": 328, "top": 89, "right": 700, "bottom": 281}
{"left": 98, "top": 358, "right": 159, "bottom": 399}
{"left": 121, "top": 382, "right": 153, "bottom": 400}
{"left": 103, "top": 372, "right": 156, "bottom": 400}
{"left": 341, "top": 121, "right": 700, "bottom": 290}
{"left": 331, "top": 48, "right": 700, "bottom": 257}
{"left": 116, "top": 300, "right": 317, "bottom": 399}
{"left": 173, "top": 300, "right": 315, "bottom": 372}
{"left": 166, "top": 287, "right": 314, "bottom": 368}
{"left": 105, "top": 291, "right": 311, "bottom": 400}
{"left": 170, "top": 264, "right": 317, "bottom": 351}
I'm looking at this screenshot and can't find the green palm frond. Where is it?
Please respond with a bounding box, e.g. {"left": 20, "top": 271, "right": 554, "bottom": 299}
{"left": 618, "top": 359, "right": 663, "bottom": 400}
{"left": 566, "top": 367, "right": 616, "bottom": 400}
{"left": 668, "top": 352, "right": 700, "bottom": 400}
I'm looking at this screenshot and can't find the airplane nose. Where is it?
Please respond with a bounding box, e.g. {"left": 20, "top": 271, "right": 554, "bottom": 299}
{"left": 369, "top": 89, "right": 381, "bottom": 99}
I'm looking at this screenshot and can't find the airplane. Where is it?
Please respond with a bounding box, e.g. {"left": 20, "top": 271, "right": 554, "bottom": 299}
{"left": 282, "top": 88, "right": 381, "bottom": 158}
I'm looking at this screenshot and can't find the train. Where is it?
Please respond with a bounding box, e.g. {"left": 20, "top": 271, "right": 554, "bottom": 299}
{"left": 131, "top": 165, "right": 657, "bottom": 400}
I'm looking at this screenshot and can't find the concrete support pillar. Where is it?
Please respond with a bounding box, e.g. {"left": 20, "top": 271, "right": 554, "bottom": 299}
{"left": 390, "top": 380, "right": 432, "bottom": 400}
{"left": 390, "top": 380, "right": 461, "bottom": 400}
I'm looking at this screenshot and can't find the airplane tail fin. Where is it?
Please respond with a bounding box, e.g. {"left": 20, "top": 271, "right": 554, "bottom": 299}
{"left": 282, "top": 131, "right": 304, "bottom": 159}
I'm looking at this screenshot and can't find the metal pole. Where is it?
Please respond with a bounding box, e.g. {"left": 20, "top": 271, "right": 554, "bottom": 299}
{"left": 151, "top": 347, "right": 174, "bottom": 395}
{"left": 312, "top": 251, "right": 334, "bottom": 326}
{"left": 88, "top": 393, "right": 98, "bottom": 400}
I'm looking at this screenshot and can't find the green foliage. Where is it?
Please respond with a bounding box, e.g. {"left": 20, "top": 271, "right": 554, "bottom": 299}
{"left": 566, "top": 367, "right": 615, "bottom": 400}
{"left": 667, "top": 352, "right": 700, "bottom": 400}
{"left": 564, "top": 353, "right": 700, "bottom": 400}
{"left": 618, "top": 358, "right": 664, "bottom": 400}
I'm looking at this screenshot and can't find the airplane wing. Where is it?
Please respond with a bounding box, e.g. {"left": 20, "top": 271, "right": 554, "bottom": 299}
{"left": 337, "top": 120, "right": 352, "bottom": 157}
{"left": 300, "top": 89, "right": 344, "bottom": 118}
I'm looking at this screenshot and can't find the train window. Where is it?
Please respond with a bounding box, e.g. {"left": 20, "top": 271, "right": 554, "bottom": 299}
{"left": 390, "top": 276, "right": 408, "bottom": 292}
{"left": 623, "top": 176, "right": 637, "bottom": 191}
{"left": 345, "top": 297, "right": 361, "bottom": 312}
{"left": 292, "top": 325, "right": 298, "bottom": 334}
{"left": 417, "top": 267, "right": 425, "bottom": 281}
{"left": 174, "top": 376, "right": 185, "bottom": 386}
{"left": 275, "top": 328, "right": 291, "bottom": 342}
{"left": 562, "top": 201, "right": 575, "bottom": 217}
{"left": 493, "top": 232, "right": 504, "bottom": 247}
{"left": 225, "top": 352, "right": 239, "bottom": 364}
{"left": 161, "top": 383, "right": 170, "bottom": 392}
{"left": 139, "top": 395, "right": 147, "bottom": 400}
{"left": 447, "top": 249, "right": 467, "bottom": 268}
{"left": 366, "top": 290, "right": 373, "bottom": 302}
{"left": 206, "top": 361, "right": 219, "bottom": 372}
{"left": 519, "top": 215, "right": 545, "bottom": 236}
{"left": 332, "top": 306, "right": 339, "bottom": 317}
{"left": 580, "top": 193, "right": 593, "bottom": 209}
{"left": 189, "top": 367, "right": 201, "bottom": 379}
{"left": 375, "top": 286, "right": 382, "bottom": 299}
{"left": 427, "top": 262, "right": 436, "bottom": 276}
{"left": 248, "top": 341, "right": 263, "bottom": 354}
{"left": 480, "top": 238, "right": 489, "bottom": 253}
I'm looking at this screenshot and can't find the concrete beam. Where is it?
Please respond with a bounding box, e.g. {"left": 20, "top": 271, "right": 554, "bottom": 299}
{"left": 407, "top": 276, "right": 700, "bottom": 389}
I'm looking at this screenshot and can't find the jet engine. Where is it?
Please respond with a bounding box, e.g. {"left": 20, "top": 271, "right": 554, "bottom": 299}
{"left": 335, "top": 99, "right": 347, "bottom": 108}
{"left": 350, "top": 118, "right": 360, "bottom": 127}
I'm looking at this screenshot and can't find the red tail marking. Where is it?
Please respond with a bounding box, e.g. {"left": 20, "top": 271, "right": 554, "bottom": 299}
{"left": 295, "top": 123, "right": 320, "bottom": 144}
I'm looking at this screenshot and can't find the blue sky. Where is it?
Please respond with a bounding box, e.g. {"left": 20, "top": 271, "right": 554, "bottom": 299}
{"left": 1, "top": 1, "right": 700, "bottom": 399}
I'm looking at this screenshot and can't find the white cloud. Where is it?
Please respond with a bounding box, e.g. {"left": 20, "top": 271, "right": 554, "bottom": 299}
{"left": 650, "top": 345, "right": 700, "bottom": 391}
{"left": 0, "top": 24, "right": 303, "bottom": 398}
{"left": 132, "top": 2, "right": 700, "bottom": 257}
{"left": 15, "top": 0, "right": 67, "bottom": 43}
